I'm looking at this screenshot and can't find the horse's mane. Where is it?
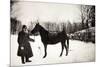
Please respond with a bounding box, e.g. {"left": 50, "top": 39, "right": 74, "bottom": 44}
{"left": 39, "top": 24, "right": 66, "bottom": 34}
{"left": 39, "top": 24, "right": 49, "bottom": 33}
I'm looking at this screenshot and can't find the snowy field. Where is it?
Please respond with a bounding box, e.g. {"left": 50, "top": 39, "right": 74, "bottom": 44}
{"left": 10, "top": 35, "right": 95, "bottom": 66}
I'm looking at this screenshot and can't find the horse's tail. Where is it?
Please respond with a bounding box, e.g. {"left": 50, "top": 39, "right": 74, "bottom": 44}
{"left": 62, "top": 27, "right": 69, "bottom": 45}
{"left": 66, "top": 34, "right": 69, "bottom": 45}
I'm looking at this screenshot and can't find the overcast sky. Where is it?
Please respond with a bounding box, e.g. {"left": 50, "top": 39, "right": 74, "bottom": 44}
{"left": 11, "top": 1, "right": 82, "bottom": 26}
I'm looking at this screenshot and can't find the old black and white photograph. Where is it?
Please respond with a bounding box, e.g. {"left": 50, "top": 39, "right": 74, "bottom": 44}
{"left": 10, "top": 0, "right": 95, "bottom": 66}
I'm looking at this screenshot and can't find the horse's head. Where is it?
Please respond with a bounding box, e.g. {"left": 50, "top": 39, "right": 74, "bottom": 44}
{"left": 31, "top": 23, "right": 40, "bottom": 34}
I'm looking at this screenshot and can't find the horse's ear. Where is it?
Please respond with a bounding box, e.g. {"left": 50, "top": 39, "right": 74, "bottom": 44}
{"left": 36, "top": 20, "right": 39, "bottom": 25}
{"left": 37, "top": 23, "right": 39, "bottom": 25}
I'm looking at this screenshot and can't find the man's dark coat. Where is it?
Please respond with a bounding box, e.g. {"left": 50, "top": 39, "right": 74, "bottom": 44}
{"left": 17, "top": 31, "right": 34, "bottom": 58}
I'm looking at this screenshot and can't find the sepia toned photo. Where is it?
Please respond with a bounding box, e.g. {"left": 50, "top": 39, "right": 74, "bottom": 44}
{"left": 10, "top": 0, "right": 95, "bottom": 66}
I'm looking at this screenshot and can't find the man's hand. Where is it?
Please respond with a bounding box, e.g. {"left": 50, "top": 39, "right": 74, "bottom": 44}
{"left": 21, "top": 46, "right": 24, "bottom": 50}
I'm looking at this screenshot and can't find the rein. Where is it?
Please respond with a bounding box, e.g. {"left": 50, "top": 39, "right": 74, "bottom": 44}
{"left": 34, "top": 35, "right": 35, "bottom": 41}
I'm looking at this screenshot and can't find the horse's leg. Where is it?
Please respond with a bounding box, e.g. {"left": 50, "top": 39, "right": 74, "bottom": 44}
{"left": 60, "top": 42, "right": 64, "bottom": 57}
{"left": 43, "top": 44, "right": 47, "bottom": 58}
{"left": 64, "top": 40, "right": 69, "bottom": 56}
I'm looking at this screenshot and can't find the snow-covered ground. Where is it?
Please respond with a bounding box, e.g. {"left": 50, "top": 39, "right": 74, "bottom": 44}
{"left": 10, "top": 35, "right": 95, "bottom": 66}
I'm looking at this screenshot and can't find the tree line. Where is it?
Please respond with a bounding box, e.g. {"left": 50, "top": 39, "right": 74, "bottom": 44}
{"left": 10, "top": 5, "right": 95, "bottom": 35}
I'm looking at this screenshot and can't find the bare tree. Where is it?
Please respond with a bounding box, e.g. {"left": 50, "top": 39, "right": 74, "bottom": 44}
{"left": 66, "top": 21, "right": 72, "bottom": 33}
{"left": 11, "top": 17, "right": 22, "bottom": 34}
{"left": 80, "top": 5, "right": 95, "bottom": 29}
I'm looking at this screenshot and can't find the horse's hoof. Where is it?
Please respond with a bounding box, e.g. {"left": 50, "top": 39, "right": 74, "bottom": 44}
{"left": 43, "top": 56, "right": 46, "bottom": 58}
{"left": 59, "top": 55, "right": 62, "bottom": 57}
{"left": 66, "top": 53, "right": 68, "bottom": 56}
